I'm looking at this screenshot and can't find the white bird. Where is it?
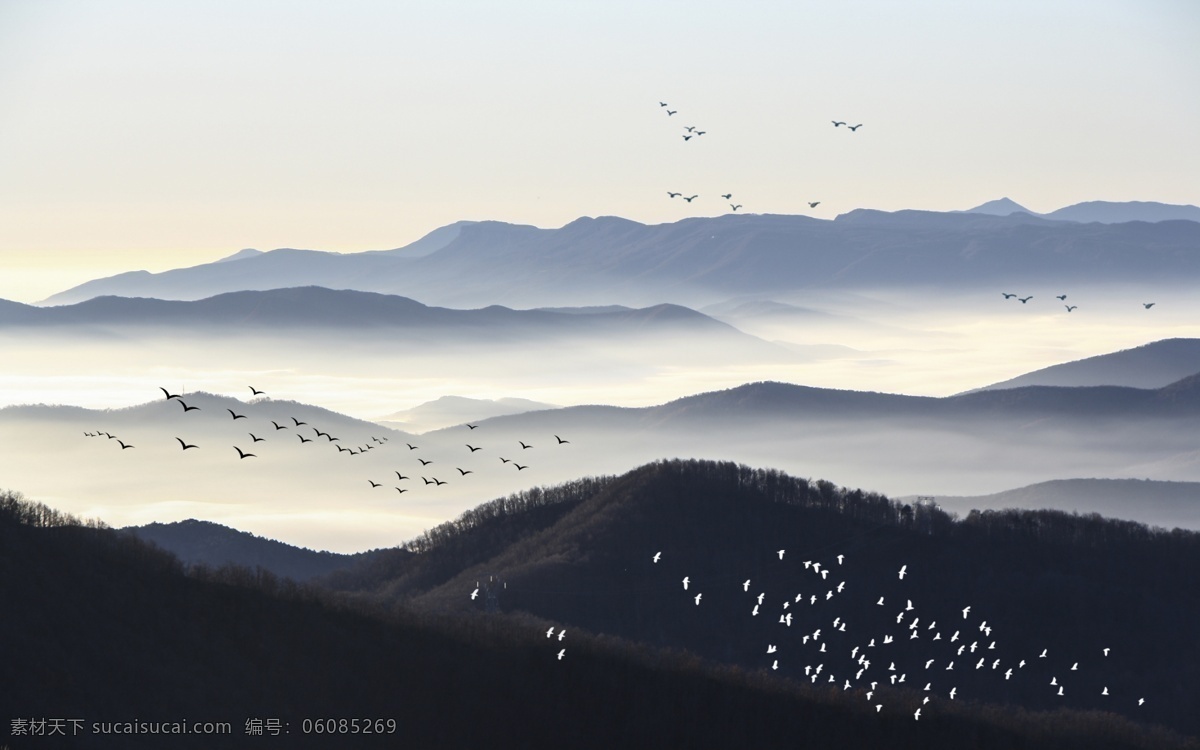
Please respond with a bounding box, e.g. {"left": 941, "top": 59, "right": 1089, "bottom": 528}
{"left": 778, "top": 549, "right": 786, "bottom": 559}
{"left": 962, "top": 606, "right": 971, "bottom": 619}
{"left": 914, "top": 708, "right": 921, "bottom": 721}
{"left": 889, "top": 662, "right": 896, "bottom": 671}
{"left": 957, "top": 646, "right": 965, "bottom": 656}
{"left": 933, "top": 633, "right": 941, "bottom": 641}
{"left": 946, "top": 661, "right": 954, "bottom": 670}
{"left": 837, "top": 581, "right": 845, "bottom": 592}
{"left": 653, "top": 551, "right": 661, "bottom": 563}
{"left": 923, "top": 697, "right": 930, "bottom": 705}
{"left": 925, "top": 659, "right": 934, "bottom": 669}
{"left": 906, "top": 599, "right": 914, "bottom": 611}
{"left": 876, "top": 705, "right": 882, "bottom": 713}
{"left": 979, "top": 620, "right": 987, "bottom": 632}
{"left": 897, "top": 612, "right": 905, "bottom": 624}
{"left": 821, "top": 570, "right": 829, "bottom": 580}
{"left": 1050, "top": 677, "right": 1057, "bottom": 686}
{"left": 767, "top": 645, "right": 777, "bottom": 653}
{"left": 883, "top": 635, "right": 893, "bottom": 644}
{"left": 1004, "top": 668, "right": 1012, "bottom": 680}
{"left": 868, "top": 639, "right": 876, "bottom": 648}
{"left": 694, "top": 593, "right": 702, "bottom": 605}
{"left": 757, "top": 592, "right": 765, "bottom": 605}
{"left": 1039, "top": 649, "right": 1048, "bottom": 658}
{"left": 866, "top": 690, "right": 873, "bottom": 700}
{"left": 837, "top": 554, "right": 844, "bottom": 565}
{"left": 1019, "top": 660, "right": 1026, "bottom": 668}
{"left": 975, "top": 658, "right": 985, "bottom": 669}
{"left": 785, "top": 613, "right": 792, "bottom": 626}
{"left": 826, "top": 589, "right": 833, "bottom": 599}
{"left": 876, "top": 597, "right": 885, "bottom": 606}
{"left": 988, "top": 641, "right": 996, "bottom": 650}
{"left": 1070, "top": 662, "right": 1078, "bottom": 671}
{"left": 557, "top": 649, "right": 565, "bottom": 660}
{"left": 950, "top": 687, "right": 957, "bottom": 699}
{"left": 910, "top": 631, "right": 919, "bottom": 640}
{"left": 772, "top": 660, "right": 779, "bottom": 670}
{"left": 851, "top": 646, "right": 860, "bottom": 658}
{"left": 546, "top": 627, "right": 555, "bottom": 638}
{"left": 752, "top": 604, "right": 759, "bottom": 616}
{"left": 558, "top": 629, "right": 566, "bottom": 641}
{"left": 1138, "top": 698, "right": 1145, "bottom": 705}
{"left": 813, "top": 628, "right": 821, "bottom": 640}
{"left": 471, "top": 588, "right": 479, "bottom": 600}
{"left": 923, "top": 682, "right": 931, "bottom": 691}
{"left": 819, "top": 643, "right": 826, "bottom": 652}
{"left": 743, "top": 579, "right": 751, "bottom": 591}
{"left": 1102, "top": 687, "right": 1109, "bottom": 695}
{"left": 1103, "top": 648, "right": 1110, "bottom": 657}
{"left": 1057, "top": 686, "right": 1064, "bottom": 696}
{"left": 951, "top": 630, "right": 960, "bottom": 642}
{"left": 991, "top": 659, "right": 999, "bottom": 669}
{"left": 683, "top": 577, "right": 690, "bottom": 590}
{"left": 898, "top": 565, "right": 907, "bottom": 579}
{"left": 803, "top": 561, "right": 812, "bottom": 569}
{"left": 970, "top": 641, "right": 978, "bottom": 653}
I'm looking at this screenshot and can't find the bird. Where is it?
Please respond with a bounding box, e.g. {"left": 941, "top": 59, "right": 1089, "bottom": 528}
{"left": 682, "top": 577, "right": 690, "bottom": 590}
{"left": 227, "top": 409, "right": 247, "bottom": 420}
{"left": 730, "top": 204, "right": 742, "bottom": 211}
{"left": 432, "top": 478, "right": 447, "bottom": 486}
{"left": 1143, "top": 303, "right": 1155, "bottom": 309}
{"left": 778, "top": 550, "right": 785, "bottom": 560}
{"left": 1002, "top": 293, "right": 1017, "bottom": 299}
{"left": 684, "top": 126, "right": 696, "bottom": 132}
{"left": 653, "top": 552, "right": 661, "bottom": 563}
{"left": 1039, "top": 649, "right": 1048, "bottom": 658}
{"left": 466, "top": 424, "right": 478, "bottom": 430}
{"left": 395, "top": 472, "right": 409, "bottom": 480}
{"left": 546, "top": 627, "right": 555, "bottom": 638}
{"left": 175, "top": 437, "right": 198, "bottom": 450}
{"left": 499, "top": 457, "right": 512, "bottom": 464}
{"left": 395, "top": 487, "right": 407, "bottom": 494}
{"left": 466, "top": 444, "right": 482, "bottom": 452}
{"left": 1018, "top": 296, "right": 1033, "bottom": 303}
{"left": 898, "top": 565, "right": 907, "bottom": 579}
{"left": 721, "top": 193, "right": 732, "bottom": 199}
{"left": 422, "top": 477, "right": 435, "bottom": 485}
{"left": 297, "top": 435, "right": 312, "bottom": 444}
{"left": 743, "top": 580, "right": 750, "bottom": 591}
{"left": 666, "top": 110, "right": 677, "bottom": 116}
{"left": 471, "top": 588, "right": 479, "bottom": 600}
{"left": 808, "top": 201, "right": 820, "bottom": 208}
{"left": 1056, "top": 295, "right": 1067, "bottom": 301}
{"left": 694, "top": 593, "right": 702, "bottom": 605}
{"left": 557, "top": 649, "right": 566, "bottom": 660}
{"left": 249, "top": 433, "right": 265, "bottom": 442}
{"left": 683, "top": 195, "right": 698, "bottom": 202}
{"left": 117, "top": 440, "right": 134, "bottom": 450}
{"left": 554, "top": 435, "right": 569, "bottom": 444}
{"left": 913, "top": 709, "right": 920, "bottom": 721}
{"left": 519, "top": 441, "right": 533, "bottom": 449}
{"left": 659, "top": 101, "right": 668, "bottom": 107}
{"left": 847, "top": 124, "right": 862, "bottom": 131}
{"left": 962, "top": 606, "right": 971, "bottom": 618}
{"left": 668, "top": 191, "right": 682, "bottom": 198}
{"left": 406, "top": 443, "right": 419, "bottom": 450}
{"left": 369, "top": 480, "right": 381, "bottom": 488}
{"left": 949, "top": 687, "right": 957, "bottom": 699}
{"left": 682, "top": 135, "right": 692, "bottom": 141}
{"left": 249, "top": 386, "right": 265, "bottom": 396}
{"left": 291, "top": 417, "right": 307, "bottom": 426}
{"left": 159, "top": 387, "right": 181, "bottom": 400}
{"left": 514, "top": 464, "right": 529, "bottom": 470}
{"left": 418, "top": 458, "right": 433, "bottom": 465}
{"left": 1065, "top": 305, "right": 1077, "bottom": 312}
{"left": 271, "top": 421, "right": 287, "bottom": 430}
{"left": 1103, "top": 648, "right": 1110, "bottom": 656}
{"left": 177, "top": 400, "right": 200, "bottom": 413}
{"left": 877, "top": 597, "right": 885, "bottom": 606}
{"left": 832, "top": 121, "right": 845, "bottom": 127}
{"left": 1102, "top": 687, "right": 1109, "bottom": 695}
{"left": 456, "top": 468, "right": 473, "bottom": 476}
{"left": 234, "top": 446, "right": 256, "bottom": 459}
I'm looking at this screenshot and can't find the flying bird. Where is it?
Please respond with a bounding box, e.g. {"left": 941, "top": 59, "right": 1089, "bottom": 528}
{"left": 898, "top": 565, "right": 907, "bottom": 579}
{"left": 808, "top": 201, "right": 820, "bottom": 208}
{"left": 406, "top": 443, "right": 419, "bottom": 450}
{"left": 666, "top": 110, "right": 677, "bottom": 116}
{"left": 116, "top": 440, "right": 134, "bottom": 450}
{"left": 514, "top": 464, "right": 529, "bottom": 470}
{"left": 832, "top": 121, "right": 845, "bottom": 127}
{"left": 177, "top": 400, "right": 200, "bottom": 413}
{"left": 1065, "top": 305, "right": 1077, "bottom": 312}
{"left": 1056, "top": 295, "right": 1067, "bottom": 301}
{"left": 554, "top": 435, "right": 569, "bottom": 444}
{"left": 668, "top": 192, "right": 682, "bottom": 198}
{"left": 418, "top": 458, "right": 433, "bottom": 465}
{"left": 683, "top": 577, "right": 690, "bottom": 590}
{"left": 234, "top": 446, "right": 256, "bottom": 459}
{"left": 682, "top": 135, "right": 692, "bottom": 141}
{"left": 1018, "top": 296, "right": 1033, "bottom": 303}
{"left": 456, "top": 468, "right": 474, "bottom": 476}
{"left": 1002, "top": 293, "right": 1017, "bottom": 299}
{"left": 1143, "top": 303, "right": 1155, "bottom": 309}
{"left": 466, "top": 424, "right": 478, "bottom": 430}
{"left": 730, "top": 204, "right": 742, "bottom": 211}
{"left": 519, "top": 441, "right": 533, "bottom": 449}
{"left": 653, "top": 552, "right": 661, "bottom": 563}
{"left": 297, "top": 434, "right": 312, "bottom": 443}
{"left": 369, "top": 480, "right": 381, "bottom": 488}
{"left": 271, "top": 421, "right": 288, "bottom": 430}
{"left": 249, "top": 433, "right": 265, "bottom": 442}
{"left": 847, "top": 124, "right": 862, "bottom": 131}
{"left": 694, "top": 593, "right": 702, "bottom": 605}
{"left": 395, "top": 487, "right": 407, "bottom": 494}
{"left": 721, "top": 193, "right": 732, "bottom": 199}
{"left": 249, "top": 386, "right": 265, "bottom": 396}
{"left": 471, "top": 588, "right": 479, "bottom": 600}
{"left": 291, "top": 417, "right": 307, "bottom": 426}
{"left": 159, "top": 387, "right": 181, "bottom": 400}
{"left": 557, "top": 649, "right": 566, "bottom": 660}
{"left": 682, "top": 195, "right": 698, "bottom": 202}
{"left": 227, "top": 409, "right": 247, "bottom": 420}
{"left": 175, "top": 437, "right": 198, "bottom": 450}
{"left": 466, "top": 444, "right": 482, "bottom": 452}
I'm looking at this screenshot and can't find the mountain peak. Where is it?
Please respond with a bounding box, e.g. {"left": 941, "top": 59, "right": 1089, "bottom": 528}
{"left": 215, "top": 248, "right": 264, "bottom": 263}
{"left": 962, "top": 197, "right": 1035, "bottom": 216}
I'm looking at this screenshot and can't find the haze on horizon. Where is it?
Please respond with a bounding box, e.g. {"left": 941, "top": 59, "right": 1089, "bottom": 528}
{"left": 1, "top": 0, "right": 1198, "bottom": 303}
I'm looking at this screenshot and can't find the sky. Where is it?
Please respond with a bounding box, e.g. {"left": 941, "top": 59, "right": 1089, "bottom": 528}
{"left": 1, "top": 0, "right": 1198, "bottom": 304}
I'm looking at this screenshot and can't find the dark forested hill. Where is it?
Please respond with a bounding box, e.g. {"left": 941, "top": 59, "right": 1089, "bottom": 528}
{"left": 2, "top": 476, "right": 1196, "bottom": 749}
{"left": 320, "top": 460, "right": 1200, "bottom": 741}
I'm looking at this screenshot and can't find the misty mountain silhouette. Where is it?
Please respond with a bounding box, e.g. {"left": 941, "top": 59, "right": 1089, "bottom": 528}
{"left": 962, "top": 198, "right": 1200, "bottom": 224}
{"left": 969, "top": 338, "right": 1200, "bottom": 392}
{"left": 39, "top": 211, "right": 1200, "bottom": 307}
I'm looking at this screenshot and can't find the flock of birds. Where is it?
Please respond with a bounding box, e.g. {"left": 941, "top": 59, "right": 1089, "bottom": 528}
{"left": 83, "top": 386, "right": 570, "bottom": 498}
{"left": 1001, "top": 292, "right": 1156, "bottom": 313}
{"left": 657, "top": 101, "right": 843, "bottom": 214}
{"left": 642, "top": 548, "right": 1146, "bottom": 720}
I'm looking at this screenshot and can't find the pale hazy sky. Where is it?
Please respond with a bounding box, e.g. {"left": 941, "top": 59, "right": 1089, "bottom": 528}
{"left": 1, "top": 0, "right": 1198, "bottom": 303}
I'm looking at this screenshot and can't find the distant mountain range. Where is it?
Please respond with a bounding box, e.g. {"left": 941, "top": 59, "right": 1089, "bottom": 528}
{"left": 38, "top": 206, "right": 1200, "bottom": 307}
{"left": 1, "top": 286, "right": 773, "bottom": 349}
{"left": 964, "top": 198, "right": 1200, "bottom": 224}
{"left": 971, "top": 338, "right": 1200, "bottom": 392}
{"left": 376, "top": 395, "right": 557, "bottom": 433}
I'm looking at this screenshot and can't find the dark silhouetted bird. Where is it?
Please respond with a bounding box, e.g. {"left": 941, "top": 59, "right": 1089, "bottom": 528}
{"left": 1065, "top": 305, "right": 1077, "bottom": 312}
{"left": 808, "top": 201, "right": 820, "bottom": 208}
{"left": 721, "top": 193, "right": 732, "bottom": 199}
{"left": 832, "top": 121, "right": 845, "bottom": 127}
{"left": 1018, "top": 296, "right": 1033, "bottom": 304}
{"left": 514, "top": 464, "right": 529, "bottom": 471}
{"left": 1002, "top": 293, "right": 1017, "bottom": 299}
{"left": 520, "top": 441, "right": 533, "bottom": 449}
{"left": 683, "top": 195, "right": 698, "bottom": 202}
{"left": 418, "top": 458, "right": 433, "bottom": 465}
{"left": 731, "top": 204, "right": 742, "bottom": 211}
{"left": 466, "top": 444, "right": 482, "bottom": 452}
{"left": 395, "top": 472, "right": 409, "bottom": 480}
{"left": 406, "top": 443, "right": 418, "bottom": 450}
{"left": 249, "top": 386, "right": 265, "bottom": 396}
{"left": 847, "top": 124, "right": 862, "bottom": 131}
{"left": 668, "top": 192, "right": 681, "bottom": 198}
{"left": 227, "top": 409, "right": 247, "bottom": 420}
{"left": 271, "top": 421, "right": 287, "bottom": 430}
{"left": 456, "top": 468, "right": 473, "bottom": 476}
{"left": 666, "top": 110, "right": 677, "bottom": 116}
{"left": 555, "top": 435, "right": 569, "bottom": 444}
{"left": 433, "top": 478, "right": 447, "bottom": 485}
{"left": 178, "top": 400, "right": 200, "bottom": 413}
{"left": 1144, "top": 303, "right": 1155, "bottom": 309}
{"left": 683, "top": 135, "right": 692, "bottom": 141}
{"left": 369, "top": 480, "right": 381, "bottom": 488}
{"left": 395, "top": 487, "right": 408, "bottom": 494}
{"left": 234, "top": 446, "right": 256, "bottom": 459}
{"left": 249, "top": 433, "right": 265, "bottom": 442}
{"left": 500, "top": 457, "right": 512, "bottom": 463}
{"left": 1056, "top": 295, "right": 1067, "bottom": 301}
{"left": 291, "top": 417, "right": 307, "bottom": 426}
{"left": 159, "top": 387, "right": 181, "bottom": 400}
{"left": 297, "top": 434, "right": 312, "bottom": 444}
{"left": 175, "top": 438, "right": 197, "bottom": 450}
